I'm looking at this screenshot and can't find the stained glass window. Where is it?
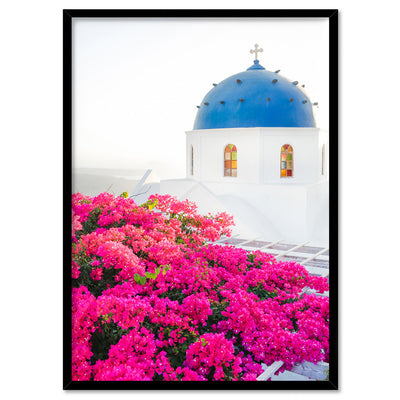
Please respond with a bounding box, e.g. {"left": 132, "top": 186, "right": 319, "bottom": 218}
{"left": 224, "top": 144, "right": 237, "bottom": 177}
{"left": 281, "top": 144, "right": 293, "bottom": 178}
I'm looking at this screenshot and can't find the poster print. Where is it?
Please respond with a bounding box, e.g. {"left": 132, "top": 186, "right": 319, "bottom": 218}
{"left": 64, "top": 9, "right": 338, "bottom": 390}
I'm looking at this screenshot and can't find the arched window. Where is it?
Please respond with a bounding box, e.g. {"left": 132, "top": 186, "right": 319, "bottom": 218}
{"left": 281, "top": 144, "right": 293, "bottom": 177}
{"left": 224, "top": 144, "right": 237, "bottom": 177}
{"left": 191, "top": 145, "right": 194, "bottom": 175}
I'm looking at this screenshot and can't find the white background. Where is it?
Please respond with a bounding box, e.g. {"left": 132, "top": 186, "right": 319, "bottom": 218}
{"left": 1, "top": 1, "right": 399, "bottom": 399}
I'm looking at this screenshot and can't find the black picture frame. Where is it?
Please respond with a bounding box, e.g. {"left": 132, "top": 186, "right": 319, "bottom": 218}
{"left": 64, "top": 9, "right": 338, "bottom": 390}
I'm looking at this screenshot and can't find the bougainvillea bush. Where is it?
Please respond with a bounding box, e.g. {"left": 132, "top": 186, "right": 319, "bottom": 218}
{"left": 71, "top": 192, "right": 329, "bottom": 381}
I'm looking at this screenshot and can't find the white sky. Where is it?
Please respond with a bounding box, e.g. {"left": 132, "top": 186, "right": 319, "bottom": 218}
{"left": 72, "top": 17, "right": 329, "bottom": 178}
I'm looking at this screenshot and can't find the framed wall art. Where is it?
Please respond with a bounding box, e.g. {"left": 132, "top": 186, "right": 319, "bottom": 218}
{"left": 64, "top": 9, "right": 338, "bottom": 390}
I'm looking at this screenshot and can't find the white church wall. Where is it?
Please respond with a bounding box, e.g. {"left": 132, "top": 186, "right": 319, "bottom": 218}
{"left": 182, "top": 128, "right": 329, "bottom": 244}
{"left": 206, "top": 181, "right": 310, "bottom": 241}
{"left": 260, "top": 128, "right": 320, "bottom": 184}
{"left": 186, "top": 128, "right": 261, "bottom": 183}
{"left": 305, "top": 181, "right": 329, "bottom": 245}
{"left": 157, "top": 177, "right": 329, "bottom": 244}
{"left": 187, "top": 128, "right": 323, "bottom": 185}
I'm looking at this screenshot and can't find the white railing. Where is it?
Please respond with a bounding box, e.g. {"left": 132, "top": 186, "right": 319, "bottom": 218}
{"left": 257, "top": 360, "right": 329, "bottom": 381}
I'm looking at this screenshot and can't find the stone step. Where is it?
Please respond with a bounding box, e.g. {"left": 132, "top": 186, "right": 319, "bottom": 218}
{"left": 271, "top": 370, "right": 315, "bottom": 381}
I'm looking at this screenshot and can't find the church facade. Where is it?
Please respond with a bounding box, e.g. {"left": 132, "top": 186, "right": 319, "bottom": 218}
{"left": 145, "top": 46, "right": 329, "bottom": 245}
{"left": 187, "top": 128, "right": 327, "bottom": 185}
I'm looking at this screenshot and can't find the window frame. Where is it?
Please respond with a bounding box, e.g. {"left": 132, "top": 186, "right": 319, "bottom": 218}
{"left": 224, "top": 144, "right": 237, "bottom": 177}
{"left": 280, "top": 144, "right": 294, "bottom": 178}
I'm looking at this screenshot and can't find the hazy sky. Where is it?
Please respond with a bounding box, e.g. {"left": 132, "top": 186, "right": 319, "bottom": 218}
{"left": 72, "top": 17, "right": 329, "bottom": 178}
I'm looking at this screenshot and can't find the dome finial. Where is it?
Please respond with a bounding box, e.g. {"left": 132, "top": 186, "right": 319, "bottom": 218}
{"left": 250, "top": 43, "right": 263, "bottom": 61}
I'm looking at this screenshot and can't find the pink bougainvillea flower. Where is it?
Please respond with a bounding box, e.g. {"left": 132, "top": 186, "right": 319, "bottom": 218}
{"left": 71, "top": 193, "right": 329, "bottom": 381}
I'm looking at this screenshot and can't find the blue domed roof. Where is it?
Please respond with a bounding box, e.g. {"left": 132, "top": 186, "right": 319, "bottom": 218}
{"left": 193, "top": 60, "right": 316, "bottom": 130}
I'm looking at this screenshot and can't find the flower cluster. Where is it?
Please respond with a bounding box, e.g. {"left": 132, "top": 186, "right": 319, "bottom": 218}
{"left": 184, "top": 333, "right": 242, "bottom": 380}
{"left": 71, "top": 192, "right": 329, "bottom": 381}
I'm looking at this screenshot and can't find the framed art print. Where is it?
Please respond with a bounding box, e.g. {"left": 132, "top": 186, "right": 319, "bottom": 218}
{"left": 64, "top": 9, "right": 338, "bottom": 390}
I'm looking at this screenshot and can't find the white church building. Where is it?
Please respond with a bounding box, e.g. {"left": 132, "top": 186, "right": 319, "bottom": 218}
{"left": 135, "top": 46, "right": 329, "bottom": 245}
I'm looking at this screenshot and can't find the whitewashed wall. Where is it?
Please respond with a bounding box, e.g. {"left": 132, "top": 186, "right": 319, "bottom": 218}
{"left": 187, "top": 127, "right": 327, "bottom": 185}
{"left": 183, "top": 127, "right": 329, "bottom": 243}
{"left": 260, "top": 128, "right": 320, "bottom": 184}
{"left": 186, "top": 128, "right": 261, "bottom": 183}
